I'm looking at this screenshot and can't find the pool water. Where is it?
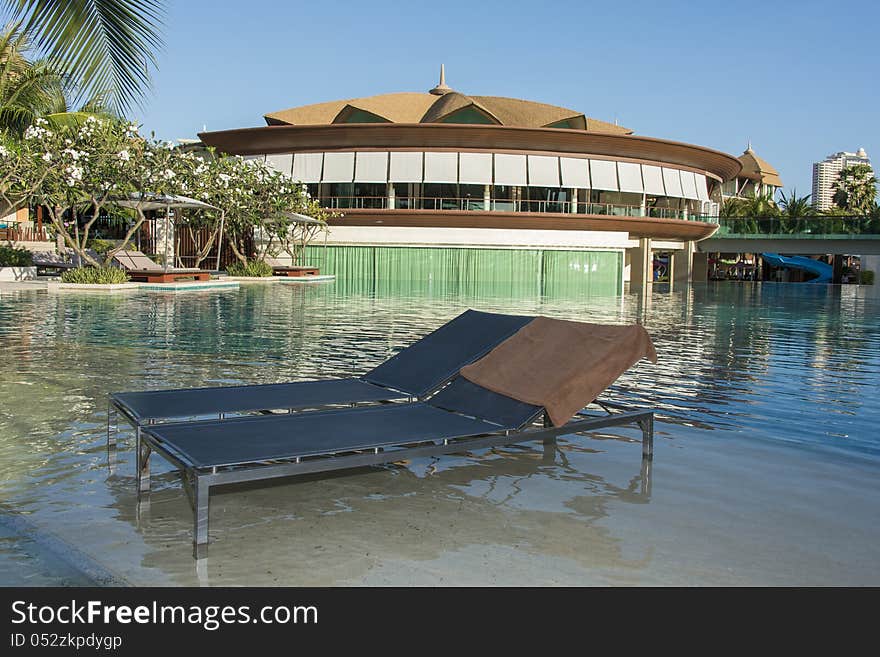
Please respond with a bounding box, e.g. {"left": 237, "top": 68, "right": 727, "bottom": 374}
{"left": 0, "top": 281, "right": 878, "bottom": 585}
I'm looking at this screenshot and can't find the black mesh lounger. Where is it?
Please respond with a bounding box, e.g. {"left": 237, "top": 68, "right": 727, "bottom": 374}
{"left": 135, "top": 377, "right": 655, "bottom": 558}
{"left": 107, "top": 309, "right": 534, "bottom": 459}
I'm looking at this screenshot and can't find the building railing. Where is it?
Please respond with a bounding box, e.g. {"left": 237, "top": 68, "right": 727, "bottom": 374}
{"left": 0, "top": 224, "right": 50, "bottom": 242}
{"left": 715, "top": 215, "right": 880, "bottom": 237}
{"left": 319, "top": 196, "right": 695, "bottom": 220}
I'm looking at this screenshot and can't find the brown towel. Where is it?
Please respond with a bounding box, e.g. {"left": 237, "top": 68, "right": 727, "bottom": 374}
{"left": 460, "top": 317, "right": 657, "bottom": 427}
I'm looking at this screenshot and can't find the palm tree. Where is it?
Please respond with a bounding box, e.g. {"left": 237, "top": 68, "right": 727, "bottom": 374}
{"left": 5, "top": 0, "right": 166, "bottom": 114}
{"left": 776, "top": 189, "right": 816, "bottom": 233}
{"left": 0, "top": 23, "right": 60, "bottom": 135}
{"left": 832, "top": 164, "right": 878, "bottom": 214}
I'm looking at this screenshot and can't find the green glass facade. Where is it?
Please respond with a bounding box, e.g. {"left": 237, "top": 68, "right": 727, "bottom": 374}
{"left": 310, "top": 245, "right": 622, "bottom": 297}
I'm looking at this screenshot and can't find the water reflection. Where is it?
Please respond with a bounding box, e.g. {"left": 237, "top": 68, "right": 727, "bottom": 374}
{"left": 0, "top": 281, "right": 878, "bottom": 583}
{"left": 106, "top": 438, "right": 652, "bottom": 584}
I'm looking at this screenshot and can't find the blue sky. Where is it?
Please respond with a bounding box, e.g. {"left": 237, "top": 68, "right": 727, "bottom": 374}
{"left": 133, "top": 0, "right": 878, "bottom": 195}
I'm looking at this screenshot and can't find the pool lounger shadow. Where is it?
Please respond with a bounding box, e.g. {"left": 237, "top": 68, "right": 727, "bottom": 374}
{"left": 136, "top": 377, "right": 654, "bottom": 558}
{"left": 107, "top": 309, "right": 534, "bottom": 467}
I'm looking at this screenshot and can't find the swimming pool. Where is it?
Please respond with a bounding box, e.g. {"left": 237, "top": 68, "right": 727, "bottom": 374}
{"left": 0, "top": 281, "right": 878, "bottom": 585}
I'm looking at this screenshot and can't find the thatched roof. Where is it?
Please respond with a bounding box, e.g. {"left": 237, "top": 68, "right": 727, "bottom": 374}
{"left": 737, "top": 146, "right": 783, "bottom": 187}
{"left": 264, "top": 88, "right": 632, "bottom": 134}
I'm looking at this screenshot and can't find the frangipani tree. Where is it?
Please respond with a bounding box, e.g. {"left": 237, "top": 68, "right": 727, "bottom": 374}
{"left": 19, "top": 115, "right": 193, "bottom": 266}
{"left": 194, "top": 155, "right": 334, "bottom": 266}
{"left": 1, "top": 131, "right": 47, "bottom": 215}
{"left": 14, "top": 114, "right": 331, "bottom": 270}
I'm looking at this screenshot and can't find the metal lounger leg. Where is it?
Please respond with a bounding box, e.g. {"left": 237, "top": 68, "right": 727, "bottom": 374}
{"left": 638, "top": 413, "right": 654, "bottom": 460}
{"left": 107, "top": 402, "right": 118, "bottom": 473}
{"left": 136, "top": 427, "right": 151, "bottom": 495}
{"left": 193, "top": 475, "right": 210, "bottom": 559}
{"left": 542, "top": 412, "right": 556, "bottom": 445}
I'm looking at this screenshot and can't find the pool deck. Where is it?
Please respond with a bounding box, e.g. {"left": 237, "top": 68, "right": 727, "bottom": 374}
{"left": 224, "top": 275, "right": 336, "bottom": 284}
{"left": 0, "top": 279, "right": 242, "bottom": 293}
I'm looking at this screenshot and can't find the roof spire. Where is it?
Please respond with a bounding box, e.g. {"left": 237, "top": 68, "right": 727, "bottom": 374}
{"left": 429, "top": 64, "right": 453, "bottom": 95}
{"left": 746, "top": 139, "right": 753, "bottom": 153}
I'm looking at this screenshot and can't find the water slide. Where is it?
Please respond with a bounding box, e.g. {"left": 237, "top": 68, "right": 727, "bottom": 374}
{"left": 761, "top": 253, "right": 832, "bottom": 284}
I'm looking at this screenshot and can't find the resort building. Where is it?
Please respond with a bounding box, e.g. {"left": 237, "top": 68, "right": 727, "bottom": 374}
{"left": 721, "top": 144, "right": 783, "bottom": 200}
{"left": 200, "top": 68, "right": 744, "bottom": 292}
{"left": 812, "top": 148, "right": 872, "bottom": 211}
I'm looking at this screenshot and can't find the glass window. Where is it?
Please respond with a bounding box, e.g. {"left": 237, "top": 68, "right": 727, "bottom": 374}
{"left": 422, "top": 184, "right": 458, "bottom": 210}
{"left": 491, "top": 185, "right": 516, "bottom": 212}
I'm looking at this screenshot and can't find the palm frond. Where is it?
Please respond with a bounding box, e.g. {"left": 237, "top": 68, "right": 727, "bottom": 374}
{"left": 8, "top": 0, "right": 165, "bottom": 114}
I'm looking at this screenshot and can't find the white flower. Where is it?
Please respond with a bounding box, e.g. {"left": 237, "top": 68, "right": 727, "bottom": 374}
{"left": 65, "top": 165, "right": 83, "bottom": 186}
{"left": 0, "top": 145, "right": 8, "bottom": 157}
{"left": 162, "top": 168, "right": 175, "bottom": 180}
{"left": 117, "top": 150, "right": 130, "bottom": 162}
{"left": 41, "top": 152, "right": 52, "bottom": 162}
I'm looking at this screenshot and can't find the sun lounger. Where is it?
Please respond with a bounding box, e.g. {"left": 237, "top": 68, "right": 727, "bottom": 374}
{"left": 108, "top": 309, "right": 534, "bottom": 449}
{"left": 138, "top": 377, "right": 654, "bottom": 557}
{"left": 264, "top": 256, "right": 319, "bottom": 277}
{"left": 31, "top": 251, "right": 77, "bottom": 275}
{"left": 112, "top": 250, "right": 211, "bottom": 283}
{"left": 122, "top": 316, "right": 657, "bottom": 557}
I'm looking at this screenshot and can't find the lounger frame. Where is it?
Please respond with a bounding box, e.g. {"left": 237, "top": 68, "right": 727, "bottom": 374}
{"left": 109, "top": 402, "right": 654, "bottom": 559}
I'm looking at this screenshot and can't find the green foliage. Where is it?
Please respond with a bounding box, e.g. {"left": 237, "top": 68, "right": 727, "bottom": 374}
{"left": 861, "top": 270, "right": 875, "bottom": 285}
{"left": 227, "top": 260, "right": 273, "bottom": 277}
{"left": 60, "top": 266, "right": 129, "bottom": 284}
{"left": 87, "top": 238, "right": 115, "bottom": 254}
{"left": 0, "top": 244, "right": 33, "bottom": 266}
{"left": 8, "top": 0, "right": 167, "bottom": 115}
{"left": 832, "top": 164, "right": 878, "bottom": 213}
{"left": 0, "top": 24, "right": 63, "bottom": 137}
{"left": 721, "top": 192, "right": 779, "bottom": 219}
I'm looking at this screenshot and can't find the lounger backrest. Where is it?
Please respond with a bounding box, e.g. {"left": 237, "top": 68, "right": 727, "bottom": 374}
{"left": 113, "top": 250, "right": 161, "bottom": 271}
{"left": 427, "top": 377, "right": 543, "bottom": 430}
{"left": 362, "top": 310, "right": 534, "bottom": 398}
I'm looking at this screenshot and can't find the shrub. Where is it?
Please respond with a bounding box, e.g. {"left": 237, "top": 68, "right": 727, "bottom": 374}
{"left": 0, "top": 245, "right": 34, "bottom": 267}
{"left": 60, "top": 266, "right": 130, "bottom": 284}
{"left": 227, "top": 260, "right": 274, "bottom": 277}
{"left": 87, "top": 239, "right": 116, "bottom": 255}
{"left": 860, "top": 270, "right": 874, "bottom": 285}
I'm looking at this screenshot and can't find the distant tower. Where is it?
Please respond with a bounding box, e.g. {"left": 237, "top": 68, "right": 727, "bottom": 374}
{"left": 811, "top": 148, "right": 872, "bottom": 210}
{"left": 429, "top": 64, "right": 453, "bottom": 95}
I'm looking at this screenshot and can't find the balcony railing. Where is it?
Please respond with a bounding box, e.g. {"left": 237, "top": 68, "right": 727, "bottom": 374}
{"left": 319, "top": 196, "right": 694, "bottom": 220}
{"left": 715, "top": 215, "right": 880, "bottom": 237}
{"left": 0, "top": 224, "right": 50, "bottom": 242}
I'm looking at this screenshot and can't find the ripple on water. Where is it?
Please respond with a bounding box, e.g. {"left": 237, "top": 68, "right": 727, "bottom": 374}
{"left": 0, "top": 282, "right": 878, "bottom": 584}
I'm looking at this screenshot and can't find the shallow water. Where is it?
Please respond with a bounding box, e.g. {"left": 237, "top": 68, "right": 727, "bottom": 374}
{"left": 0, "top": 281, "right": 878, "bottom": 585}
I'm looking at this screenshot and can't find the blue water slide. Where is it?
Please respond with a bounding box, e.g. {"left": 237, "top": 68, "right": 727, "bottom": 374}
{"left": 761, "top": 253, "right": 832, "bottom": 283}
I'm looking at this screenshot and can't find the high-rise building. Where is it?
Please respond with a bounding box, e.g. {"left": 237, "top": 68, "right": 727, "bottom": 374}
{"left": 811, "top": 148, "right": 872, "bottom": 211}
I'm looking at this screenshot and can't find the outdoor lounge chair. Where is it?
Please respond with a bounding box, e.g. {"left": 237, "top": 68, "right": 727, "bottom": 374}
{"left": 264, "top": 256, "right": 319, "bottom": 277}
{"left": 108, "top": 309, "right": 534, "bottom": 449}
{"left": 112, "top": 250, "right": 211, "bottom": 283}
{"left": 117, "top": 315, "right": 657, "bottom": 557}
{"left": 137, "top": 377, "right": 654, "bottom": 558}
{"left": 31, "top": 251, "right": 78, "bottom": 275}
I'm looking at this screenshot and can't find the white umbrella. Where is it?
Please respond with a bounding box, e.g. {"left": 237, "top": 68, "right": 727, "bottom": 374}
{"left": 110, "top": 193, "right": 220, "bottom": 272}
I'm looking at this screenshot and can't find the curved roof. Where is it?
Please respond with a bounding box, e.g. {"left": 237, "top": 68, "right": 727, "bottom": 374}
{"left": 737, "top": 146, "right": 783, "bottom": 187}
{"left": 199, "top": 123, "right": 743, "bottom": 182}
{"left": 264, "top": 91, "right": 632, "bottom": 135}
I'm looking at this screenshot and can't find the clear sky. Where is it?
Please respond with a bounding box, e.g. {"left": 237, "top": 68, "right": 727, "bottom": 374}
{"left": 133, "top": 0, "right": 878, "bottom": 195}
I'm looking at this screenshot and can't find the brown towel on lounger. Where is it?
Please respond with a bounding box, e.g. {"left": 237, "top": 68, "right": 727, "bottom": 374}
{"left": 460, "top": 317, "right": 657, "bottom": 427}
